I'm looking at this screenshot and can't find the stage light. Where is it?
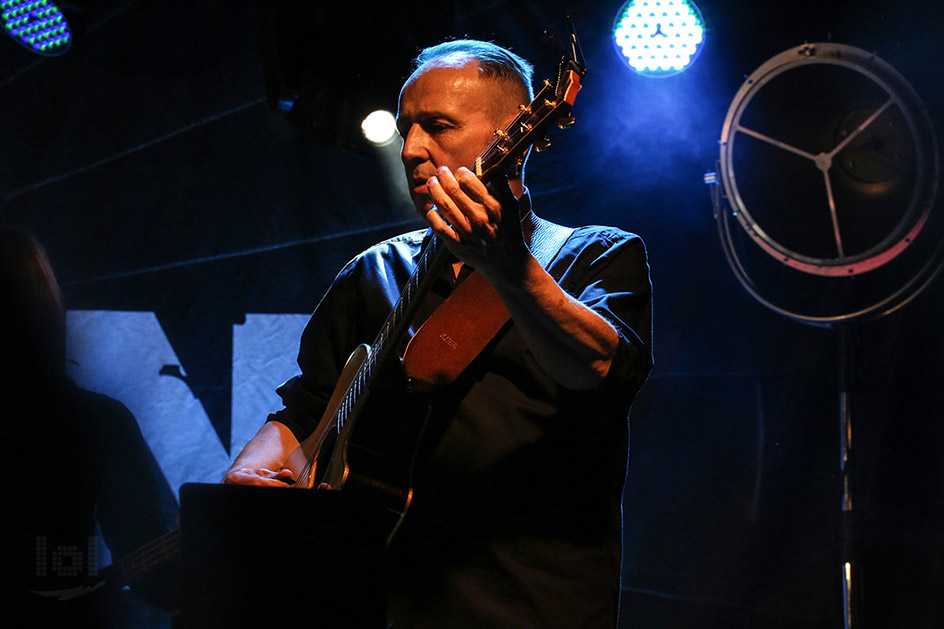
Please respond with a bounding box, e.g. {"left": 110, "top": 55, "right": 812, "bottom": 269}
{"left": 361, "top": 109, "right": 398, "bottom": 146}
{"left": 612, "top": 0, "right": 705, "bottom": 77}
{"left": 1, "top": 0, "right": 71, "bottom": 56}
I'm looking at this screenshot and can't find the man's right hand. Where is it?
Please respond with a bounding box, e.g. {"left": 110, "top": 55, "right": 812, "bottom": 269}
{"left": 221, "top": 421, "right": 302, "bottom": 486}
{"left": 222, "top": 466, "right": 295, "bottom": 487}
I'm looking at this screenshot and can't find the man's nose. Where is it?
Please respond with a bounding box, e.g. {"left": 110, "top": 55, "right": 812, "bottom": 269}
{"left": 400, "top": 126, "right": 427, "bottom": 164}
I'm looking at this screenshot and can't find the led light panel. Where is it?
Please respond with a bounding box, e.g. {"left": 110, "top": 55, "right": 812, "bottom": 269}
{"left": 613, "top": 0, "right": 705, "bottom": 77}
{"left": 2, "top": 0, "right": 71, "bottom": 56}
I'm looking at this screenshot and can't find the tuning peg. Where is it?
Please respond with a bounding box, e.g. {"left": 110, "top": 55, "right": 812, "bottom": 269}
{"left": 557, "top": 115, "right": 576, "bottom": 129}
{"left": 534, "top": 137, "right": 552, "bottom": 152}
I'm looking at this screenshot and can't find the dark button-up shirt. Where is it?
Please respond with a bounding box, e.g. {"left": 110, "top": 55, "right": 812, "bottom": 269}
{"left": 271, "top": 197, "right": 652, "bottom": 627}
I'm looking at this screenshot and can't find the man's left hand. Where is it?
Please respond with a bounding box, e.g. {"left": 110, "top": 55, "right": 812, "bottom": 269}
{"left": 425, "top": 165, "right": 528, "bottom": 278}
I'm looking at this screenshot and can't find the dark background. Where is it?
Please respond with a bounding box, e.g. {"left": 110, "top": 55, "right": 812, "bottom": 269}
{"left": 2, "top": 0, "right": 942, "bottom": 627}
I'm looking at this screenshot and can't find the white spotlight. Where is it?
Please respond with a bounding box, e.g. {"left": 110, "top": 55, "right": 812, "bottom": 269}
{"left": 361, "top": 110, "right": 398, "bottom": 146}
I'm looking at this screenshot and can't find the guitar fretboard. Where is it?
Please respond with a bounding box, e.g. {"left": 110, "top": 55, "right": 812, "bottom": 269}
{"left": 335, "top": 236, "right": 448, "bottom": 431}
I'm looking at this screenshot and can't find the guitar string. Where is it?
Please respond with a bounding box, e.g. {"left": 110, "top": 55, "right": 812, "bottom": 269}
{"left": 334, "top": 235, "right": 441, "bottom": 435}
{"left": 104, "top": 529, "right": 181, "bottom": 584}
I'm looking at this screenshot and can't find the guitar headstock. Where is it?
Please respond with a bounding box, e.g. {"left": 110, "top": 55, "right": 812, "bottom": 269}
{"left": 473, "top": 18, "right": 587, "bottom": 183}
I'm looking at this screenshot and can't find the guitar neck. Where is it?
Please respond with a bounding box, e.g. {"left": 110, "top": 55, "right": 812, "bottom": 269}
{"left": 348, "top": 234, "right": 450, "bottom": 405}
{"left": 101, "top": 528, "right": 180, "bottom": 588}
{"left": 340, "top": 172, "right": 520, "bottom": 419}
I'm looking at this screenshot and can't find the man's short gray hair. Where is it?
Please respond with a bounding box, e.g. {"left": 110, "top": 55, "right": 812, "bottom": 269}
{"left": 410, "top": 39, "right": 535, "bottom": 104}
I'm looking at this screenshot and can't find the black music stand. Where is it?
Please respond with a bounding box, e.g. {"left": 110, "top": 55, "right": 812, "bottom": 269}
{"left": 178, "top": 482, "right": 388, "bottom": 628}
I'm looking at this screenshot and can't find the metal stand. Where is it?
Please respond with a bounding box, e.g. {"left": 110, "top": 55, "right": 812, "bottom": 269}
{"left": 706, "top": 43, "right": 942, "bottom": 626}
{"left": 838, "top": 323, "right": 856, "bottom": 629}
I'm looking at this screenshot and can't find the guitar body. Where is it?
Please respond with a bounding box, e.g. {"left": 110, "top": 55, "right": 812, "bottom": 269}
{"left": 284, "top": 344, "right": 369, "bottom": 491}
{"left": 285, "top": 344, "right": 427, "bottom": 542}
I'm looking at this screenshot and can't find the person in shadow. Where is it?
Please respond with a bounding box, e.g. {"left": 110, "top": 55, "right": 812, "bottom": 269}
{"left": 0, "top": 225, "right": 181, "bottom": 627}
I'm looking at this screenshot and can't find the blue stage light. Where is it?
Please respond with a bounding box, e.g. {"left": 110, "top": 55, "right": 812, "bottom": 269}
{"left": 1, "top": 0, "right": 71, "bottom": 56}
{"left": 613, "top": 0, "right": 705, "bottom": 77}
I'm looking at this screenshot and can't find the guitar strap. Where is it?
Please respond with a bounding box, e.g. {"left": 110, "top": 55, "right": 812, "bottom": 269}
{"left": 401, "top": 211, "right": 575, "bottom": 393}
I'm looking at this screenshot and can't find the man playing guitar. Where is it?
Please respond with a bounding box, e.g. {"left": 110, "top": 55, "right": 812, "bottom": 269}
{"left": 224, "top": 37, "right": 653, "bottom": 628}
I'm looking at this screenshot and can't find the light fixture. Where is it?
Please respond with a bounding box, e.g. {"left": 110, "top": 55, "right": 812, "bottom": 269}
{"left": 361, "top": 110, "right": 398, "bottom": 147}
{"left": 705, "top": 45, "right": 943, "bottom": 629}
{"left": 1, "top": 0, "right": 71, "bottom": 56}
{"left": 706, "top": 42, "right": 941, "bottom": 325}
{"left": 612, "top": 0, "right": 705, "bottom": 77}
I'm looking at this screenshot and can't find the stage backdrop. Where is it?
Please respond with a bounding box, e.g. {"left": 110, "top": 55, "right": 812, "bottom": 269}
{"left": 2, "top": 1, "right": 943, "bottom": 627}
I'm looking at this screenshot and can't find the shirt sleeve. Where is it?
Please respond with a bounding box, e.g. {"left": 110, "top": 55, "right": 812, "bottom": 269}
{"left": 555, "top": 228, "right": 653, "bottom": 396}
{"left": 267, "top": 257, "right": 362, "bottom": 442}
{"left": 266, "top": 230, "right": 426, "bottom": 442}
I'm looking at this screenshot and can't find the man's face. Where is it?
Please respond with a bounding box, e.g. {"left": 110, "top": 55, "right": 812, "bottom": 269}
{"left": 396, "top": 61, "right": 508, "bottom": 216}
